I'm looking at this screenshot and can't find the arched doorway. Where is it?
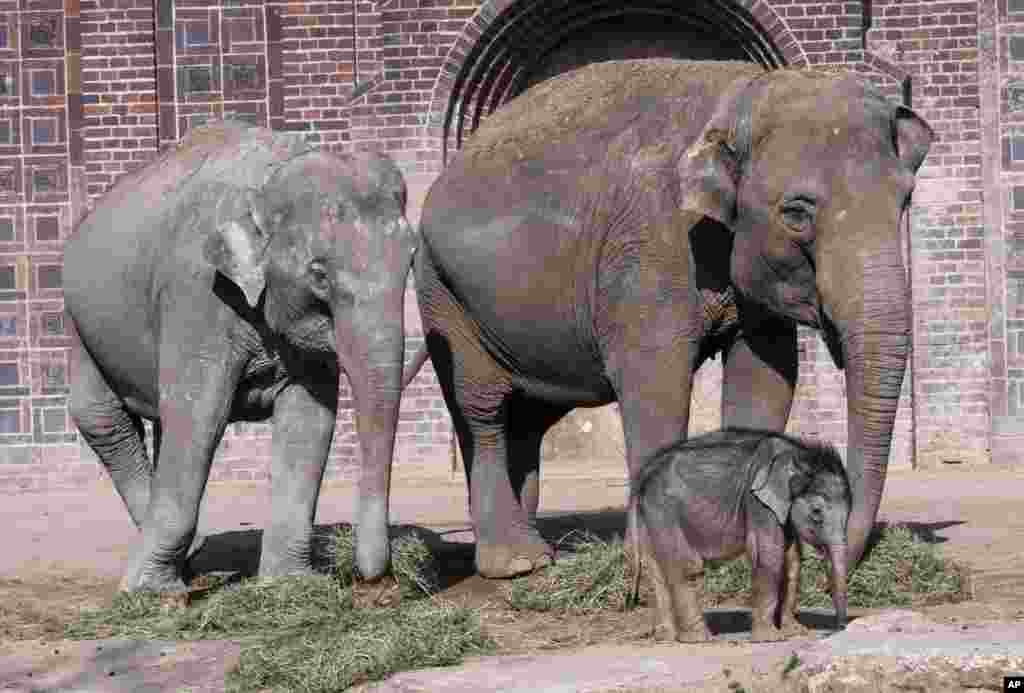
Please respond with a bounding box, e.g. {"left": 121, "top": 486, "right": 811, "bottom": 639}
{"left": 435, "top": 0, "right": 796, "bottom": 162}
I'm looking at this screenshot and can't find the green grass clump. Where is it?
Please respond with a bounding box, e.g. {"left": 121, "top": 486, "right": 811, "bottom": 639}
{"left": 704, "top": 524, "right": 968, "bottom": 609}
{"left": 66, "top": 526, "right": 492, "bottom": 692}
{"left": 229, "top": 600, "right": 493, "bottom": 693}
{"left": 506, "top": 524, "right": 968, "bottom": 614}
{"left": 505, "top": 531, "right": 631, "bottom": 614}
{"left": 329, "top": 526, "right": 441, "bottom": 599}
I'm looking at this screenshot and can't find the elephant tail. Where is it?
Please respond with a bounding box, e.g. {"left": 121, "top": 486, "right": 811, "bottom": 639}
{"left": 401, "top": 341, "right": 430, "bottom": 389}
{"left": 627, "top": 490, "right": 642, "bottom": 610}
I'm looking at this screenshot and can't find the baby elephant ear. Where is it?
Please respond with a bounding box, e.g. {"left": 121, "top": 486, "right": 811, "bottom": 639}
{"left": 678, "top": 127, "right": 739, "bottom": 225}
{"left": 202, "top": 188, "right": 274, "bottom": 308}
{"left": 751, "top": 441, "right": 807, "bottom": 525}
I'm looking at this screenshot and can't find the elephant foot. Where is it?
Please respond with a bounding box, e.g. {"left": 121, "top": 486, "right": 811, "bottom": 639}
{"left": 258, "top": 554, "right": 319, "bottom": 580}
{"left": 475, "top": 539, "right": 553, "bottom": 578}
{"left": 119, "top": 562, "right": 189, "bottom": 596}
{"left": 652, "top": 621, "right": 711, "bottom": 643}
{"left": 353, "top": 575, "right": 402, "bottom": 609}
{"left": 751, "top": 623, "right": 786, "bottom": 643}
{"left": 779, "top": 617, "right": 812, "bottom": 639}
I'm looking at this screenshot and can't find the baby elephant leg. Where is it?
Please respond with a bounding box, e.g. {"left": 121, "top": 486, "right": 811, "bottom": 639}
{"left": 750, "top": 537, "right": 787, "bottom": 642}
{"left": 778, "top": 540, "right": 811, "bottom": 637}
{"left": 646, "top": 524, "right": 710, "bottom": 643}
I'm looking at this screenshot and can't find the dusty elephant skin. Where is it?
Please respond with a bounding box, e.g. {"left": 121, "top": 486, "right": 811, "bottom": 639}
{"left": 414, "top": 59, "right": 934, "bottom": 578}
{"left": 627, "top": 429, "right": 851, "bottom": 643}
{"left": 63, "top": 121, "right": 427, "bottom": 594}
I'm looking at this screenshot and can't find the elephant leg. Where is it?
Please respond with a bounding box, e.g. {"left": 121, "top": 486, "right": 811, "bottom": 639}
{"left": 721, "top": 318, "right": 797, "bottom": 431}
{"left": 642, "top": 507, "right": 709, "bottom": 642}
{"left": 778, "top": 539, "right": 810, "bottom": 636}
{"left": 70, "top": 341, "right": 152, "bottom": 526}
{"left": 260, "top": 381, "right": 336, "bottom": 577}
{"left": 122, "top": 325, "right": 241, "bottom": 593}
{"left": 506, "top": 396, "right": 569, "bottom": 522}
{"left": 418, "top": 264, "right": 548, "bottom": 579}
{"left": 749, "top": 530, "right": 787, "bottom": 642}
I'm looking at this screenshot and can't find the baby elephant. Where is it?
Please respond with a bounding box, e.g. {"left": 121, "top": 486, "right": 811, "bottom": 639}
{"left": 628, "top": 428, "right": 851, "bottom": 643}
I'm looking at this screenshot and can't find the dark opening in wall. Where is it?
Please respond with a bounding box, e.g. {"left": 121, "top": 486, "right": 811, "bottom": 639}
{"left": 442, "top": 0, "right": 786, "bottom": 160}
{"left": 523, "top": 13, "right": 750, "bottom": 89}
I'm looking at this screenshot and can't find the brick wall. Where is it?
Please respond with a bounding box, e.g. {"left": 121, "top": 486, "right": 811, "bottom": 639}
{"left": 0, "top": 0, "right": 1010, "bottom": 491}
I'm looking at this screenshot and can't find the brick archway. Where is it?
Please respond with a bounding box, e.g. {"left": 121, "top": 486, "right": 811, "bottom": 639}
{"left": 427, "top": 0, "right": 804, "bottom": 162}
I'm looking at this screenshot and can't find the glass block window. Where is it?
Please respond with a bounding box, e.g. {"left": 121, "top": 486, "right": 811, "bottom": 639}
{"left": 0, "top": 317, "right": 16, "bottom": 336}
{"left": 37, "top": 265, "right": 61, "bottom": 289}
{"left": 1011, "top": 0, "right": 1024, "bottom": 13}
{"left": 31, "top": 70, "right": 55, "bottom": 96}
{"left": 1012, "top": 36, "right": 1024, "bottom": 61}
{"left": 185, "top": 23, "right": 210, "bottom": 47}
{"left": 42, "top": 313, "right": 62, "bottom": 335}
{"left": 0, "top": 363, "right": 18, "bottom": 385}
{"left": 31, "top": 119, "right": 56, "bottom": 145}
{"left": 0, "top": 120, "right": 11, "bottom": 144}
{"left": 35, "top": 216, "right": 59, "bottom": 241}
{"left": 28, "top": 18, "right": 58, "bottom": 48}
{"left": 42, "top": 364, "right": 64, "bottom": 388}
{"left": 41, "top": 408, "right": 64, "bottom": 432}
{"left": 180, "top": 65, "right": 213, "bottom": 93}
{"left": 1011, "top": 137, "right": 1024, "bottom": 162}
{"left": 0, "top": 218, "right": 13, "bottom": 241}
{"left": 0, "top": 409, "right": 19, "bottom": 433}
{"left": 0, "top": 266, "right": 15, "bottom": 290}
{"left": 32, "top": 169, "right": 58, "bottom": 193}
{"left": 0, "top": 74, "right": 14, "bottom": 97}
{"left": 1013, "top": 186, "right": 1024, "bottom": 211}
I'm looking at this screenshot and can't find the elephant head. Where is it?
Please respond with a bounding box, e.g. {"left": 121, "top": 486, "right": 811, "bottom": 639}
{"left": 681, "top": 69, "right": 935, "bottom": 567}
{"left": 752, "top": 437, "right": 852, "bottom": 629}
{"left": 203, "top": 149, "right": 419, "bottom": 581}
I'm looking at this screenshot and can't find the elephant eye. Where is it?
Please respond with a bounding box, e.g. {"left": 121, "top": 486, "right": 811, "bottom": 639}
{"left": 780, "top": 198, "right": 816, "bottom": 235}
{"left": 309, "top": 262, "right": 330, "bottom": 286}
{"left": 809, "top": 505, "right": 825, "bottom": 524}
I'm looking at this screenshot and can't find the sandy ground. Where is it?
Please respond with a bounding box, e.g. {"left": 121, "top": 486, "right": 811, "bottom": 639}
{"left": 1, "top": 461, "right": 1024, "bottom": 691}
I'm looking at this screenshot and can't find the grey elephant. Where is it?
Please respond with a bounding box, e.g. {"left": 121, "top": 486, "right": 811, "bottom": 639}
{"left": 415, "top": 59, "right": 933, "bottom": 578}
{"left": 64, "top": 121, "right": 427, "bottom": 593}
{"left": 628, "top": 429, "right": 851, "bottom": 643}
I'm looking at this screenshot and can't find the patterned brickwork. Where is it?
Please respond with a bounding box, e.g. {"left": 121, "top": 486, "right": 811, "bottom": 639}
{"left": 0, "top": 0, "right": 1013, "bottom": 490}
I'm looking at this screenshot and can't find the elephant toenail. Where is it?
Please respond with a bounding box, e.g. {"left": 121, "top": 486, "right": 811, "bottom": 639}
{"left": 508, "top": 557, "right": 534, "bottom": 575}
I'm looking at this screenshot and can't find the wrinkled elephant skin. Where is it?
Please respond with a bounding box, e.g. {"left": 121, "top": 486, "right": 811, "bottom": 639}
{"left": 627, "top": 429, "right": 851, "bottom": 642}
{"left": 415, "top": 59, "right": 933, "bottom": 578}
{"left": 64, "top": 121, "right": 426, "bottom": 594}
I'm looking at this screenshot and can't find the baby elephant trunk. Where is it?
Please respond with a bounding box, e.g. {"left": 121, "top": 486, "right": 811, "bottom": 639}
{"left": 828, "top": 543, "right": 848, "bottom": 631}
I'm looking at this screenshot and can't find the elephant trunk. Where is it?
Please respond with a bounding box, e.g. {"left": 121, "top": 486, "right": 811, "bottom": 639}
{"left": 827, "top": 543, "right": 848, "bottom": 630}
{"left": 341, "top": 278, "right": 411, "bottom": 582}
{"left": 826, "top": 246, "right": 911, "bottom": 569}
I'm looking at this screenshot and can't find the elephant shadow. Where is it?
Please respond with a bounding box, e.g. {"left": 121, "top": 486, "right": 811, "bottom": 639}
{"left": 183, "top": 513, "right": 968, "bottom": 629}
{"left": 184, "top": 522, "right": 479, "bottom": 588}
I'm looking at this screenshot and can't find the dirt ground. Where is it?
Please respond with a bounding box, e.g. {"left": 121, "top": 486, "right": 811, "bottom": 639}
{"left": 2, "top": 460, "right": 1024, "bottom": 691}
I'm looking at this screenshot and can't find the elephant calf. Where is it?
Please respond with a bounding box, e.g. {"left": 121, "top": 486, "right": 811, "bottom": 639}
{"left": 628, "top": 428, "right": 851, "bottom": 643}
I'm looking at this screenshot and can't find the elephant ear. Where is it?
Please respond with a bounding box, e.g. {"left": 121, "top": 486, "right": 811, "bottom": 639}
{"left": 678, "top": 126, "right": 740, "bottom": 225}
{"left": 202, "top": 188, "right": 281, "bottom": 308}
{"left": 678, "top": 73, "right": 764, "bottom": 225}
{"left": 893, "top": 105, "right": 935, "bottom": 173}
{"left": 751, "top": 439, "right": 811, "bottom": 526}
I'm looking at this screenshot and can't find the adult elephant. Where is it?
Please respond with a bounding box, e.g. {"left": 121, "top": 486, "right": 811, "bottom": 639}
{"left": 64, "top": 121, "right": 426, "bottom": 593}
{"left": 416, "top": 59, "right": 934, "bottom": 578}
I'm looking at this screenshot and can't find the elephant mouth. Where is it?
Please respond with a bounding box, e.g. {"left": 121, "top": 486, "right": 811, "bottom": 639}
{"left": 819, "top": 305, "right": 846, "bottom": 370}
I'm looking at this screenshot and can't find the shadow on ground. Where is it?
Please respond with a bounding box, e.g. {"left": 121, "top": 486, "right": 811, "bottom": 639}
{"left": 183, "top": 510, "right": 966, "bottom": 613}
